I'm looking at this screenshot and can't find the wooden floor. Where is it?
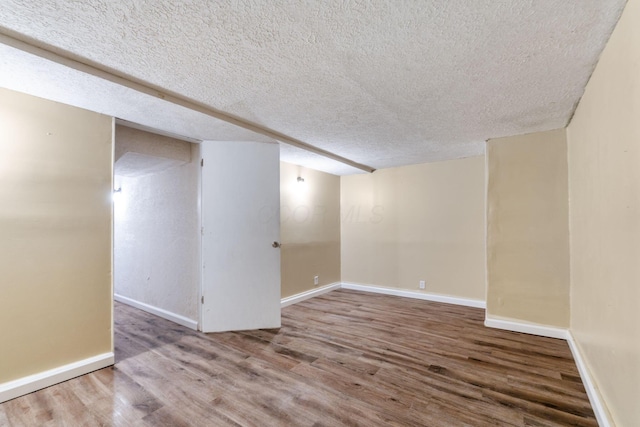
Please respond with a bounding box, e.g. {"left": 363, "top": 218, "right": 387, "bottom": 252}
{"left": 0, "top": 290, "right": 595, "bottom": 426}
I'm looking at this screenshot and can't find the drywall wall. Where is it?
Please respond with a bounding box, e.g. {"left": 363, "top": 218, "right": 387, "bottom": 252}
{"left": 340, "top": 156, "right": 485, "bottom": 300}
{"left": 280, "top": 162, "right": 341, "bottom": 297}
{"left": 566, "top": 0, "right": 640, "bottom": 424}
{"left": 114, "top": 127, "right": 200, "bottom": 323}
{"left": 0, "top": 88, "right": 113, "bottom": 383}
{"left": 486, "top": 129, "right": 570, "bottom": 327}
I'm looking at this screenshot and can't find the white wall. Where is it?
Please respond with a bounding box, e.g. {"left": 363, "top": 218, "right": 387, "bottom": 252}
{"left": 114, "top": 127, "right": 200, "bottom": 324}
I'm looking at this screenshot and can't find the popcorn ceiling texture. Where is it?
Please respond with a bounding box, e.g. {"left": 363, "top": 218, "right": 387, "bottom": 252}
{"left": 0, "top": 1, "right": 626, "bottom": 174}
{"left": 0, "top": 44, "right": 274, "bottom": 144}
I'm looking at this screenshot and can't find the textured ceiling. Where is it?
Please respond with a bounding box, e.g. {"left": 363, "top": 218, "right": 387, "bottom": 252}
{"left": 0, "top": 0, "right": 626, "bottom": 175}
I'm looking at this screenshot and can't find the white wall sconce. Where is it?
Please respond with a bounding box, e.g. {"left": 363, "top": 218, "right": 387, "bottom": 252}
{"left": 113, "top": 187, "right": 122, "bottom": 202}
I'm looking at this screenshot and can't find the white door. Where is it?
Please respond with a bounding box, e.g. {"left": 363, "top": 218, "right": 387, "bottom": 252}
{"left": 200, "top": 141, "right": 281, "bottom": 332}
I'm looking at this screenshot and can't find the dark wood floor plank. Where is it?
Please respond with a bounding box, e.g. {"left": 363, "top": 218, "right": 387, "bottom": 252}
{"left": 0, "top": 289, "right": 596, "bottom": 426}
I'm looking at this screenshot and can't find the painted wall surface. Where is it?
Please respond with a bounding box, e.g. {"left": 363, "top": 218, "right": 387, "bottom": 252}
{"left": 566, "top": 0, "right": 640, "bottom": 424}
{"left": 340, "top": 156, "right": 485, "bottom": 300}
{"left": 0, "top": 88, "right": 113, "bottom": 383}
{"left": 486, "top": 129, "right": 570, "bottom": 327}
{"left": 114, "top": 127, "right": 200, "bottom": 322}
{"left": 280, "top": 162, "right": 341, "bottom": 297}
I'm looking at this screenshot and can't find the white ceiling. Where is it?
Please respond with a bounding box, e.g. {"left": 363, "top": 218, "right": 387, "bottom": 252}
{"left": 0, "top": 1, "right": 626, "bottom": 175}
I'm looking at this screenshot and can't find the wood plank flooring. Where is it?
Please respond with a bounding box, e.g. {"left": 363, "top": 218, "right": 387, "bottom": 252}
{"left": 0, "top": 290, "right": 596, "bottom": 426}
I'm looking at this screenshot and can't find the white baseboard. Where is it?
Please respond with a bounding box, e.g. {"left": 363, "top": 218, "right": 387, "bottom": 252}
{"left": 340, "top": 282, "right": 486, "bottom": 309}
{"left": 484, "top": 317, "right": 612, "bottom": 427}
{"left": 281, "top": 282, "right": 342, "bottom": 308}
{"left": 566, "top": 332, "right": 613, "bottom": 427}
{"left": 114, "top": 294, "right": 198, "bottom": 330}
{"left": 484, "top": 317, "right": 569, "bottom": 340}
{"left": 0, "top": 352, "right": 114, "bottom": 404}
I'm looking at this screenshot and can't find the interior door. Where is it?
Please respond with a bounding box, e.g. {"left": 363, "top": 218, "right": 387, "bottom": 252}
{"left": 200, "top": 140, "right": 281, "bottom": 332}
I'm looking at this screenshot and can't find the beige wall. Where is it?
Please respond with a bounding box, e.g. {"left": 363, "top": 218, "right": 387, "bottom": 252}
{"left": 486, "top": 129, "right": 570, "bottom": 327}
{"left": 567, "top": 0, "right": 640, "bottom": 424}
{"left": 0, "top": 88, "right": 113, "bottom": 383}
{"left": 280, "top": 162, "right": 341, "bottom": 297}
{"left": 340, "top": 156, "right": 485, "bottom": 300}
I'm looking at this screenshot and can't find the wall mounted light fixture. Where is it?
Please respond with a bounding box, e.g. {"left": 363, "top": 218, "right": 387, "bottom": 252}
{"left": 297, "top": 177, "right": 305, "bottom": 183}
{"left": 113, "top": 187, "right": 122, "bottom": 202}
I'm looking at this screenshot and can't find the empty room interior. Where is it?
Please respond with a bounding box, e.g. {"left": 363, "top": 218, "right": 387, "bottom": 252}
{"left": 0, "top": 1, "right": 638, "bottom": 426}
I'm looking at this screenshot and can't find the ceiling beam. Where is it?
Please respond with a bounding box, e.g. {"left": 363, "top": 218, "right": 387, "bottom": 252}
{"left": 0, "top": 30, "right": 376, "bottom": 173}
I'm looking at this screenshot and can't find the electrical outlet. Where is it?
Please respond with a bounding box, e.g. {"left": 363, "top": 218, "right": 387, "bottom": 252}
{"left": 314, "top": 276, "right": 319, "bottom": 286}
{"left": 419, "top": 280, "right": 425, "bottom": 289}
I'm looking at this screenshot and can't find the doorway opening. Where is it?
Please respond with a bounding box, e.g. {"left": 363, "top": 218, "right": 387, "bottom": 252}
{"left": 113, "top": 125, "right": 201, "bottom": 362}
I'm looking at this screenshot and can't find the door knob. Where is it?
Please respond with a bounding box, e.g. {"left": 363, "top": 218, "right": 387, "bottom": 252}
{"left": 272, "top": 241, "right": 281, "bottom": 248}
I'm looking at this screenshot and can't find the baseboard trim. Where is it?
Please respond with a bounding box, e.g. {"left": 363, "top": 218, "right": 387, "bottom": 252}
{"left": 340, "top": 282, "right": 486, "bottom": 309}
{"left": 484, "top": 317, "right": 612, "bottom": 425}
{"left": 566, "top": 332, "right": 613, "bottom": 427}
{"left": 281, "top": 283, "right": 342, "bottom": 308}
{"left": 281, "top": 282, "right": 486, "bottom": 310}
{"left": 114, "top": 294, "right": 198, "bottom": 330}
{"left": 0, "top": 352, "right": 114, "bottom": 403}
{"left": 484, "top": 317, "right": 569, "bottom": 340}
